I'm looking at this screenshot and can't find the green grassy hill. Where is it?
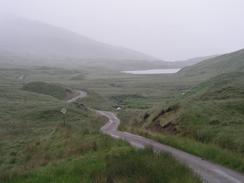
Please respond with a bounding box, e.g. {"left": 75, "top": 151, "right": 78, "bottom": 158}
{"left": 178, "top": 49, "right": 244, "bottom": 80}
{"left": 126, "top": 55, "right": 244, "bottom": 171}
{"left": 185, "top": 72, "right": 244, "bottom": 100}
{"left": 133, "top": 51, "right": 244, "bottom": 152}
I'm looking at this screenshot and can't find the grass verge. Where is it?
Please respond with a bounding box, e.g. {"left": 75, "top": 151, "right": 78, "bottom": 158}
{"left": 128, "top": 128, "right": 244, "bottom": 173}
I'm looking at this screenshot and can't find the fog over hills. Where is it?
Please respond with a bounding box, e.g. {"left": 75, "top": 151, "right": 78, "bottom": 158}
{"left": 176, "top": 55, "right": 217, "bottom": 66}
{"left": 0, "top": 16, "right": 155, "bottom": 63}
{"left": 0, "top": 16, "right": 214, "bottom": 69}
{"left": 0, "top": 16, "right": 232, "bottom": 70}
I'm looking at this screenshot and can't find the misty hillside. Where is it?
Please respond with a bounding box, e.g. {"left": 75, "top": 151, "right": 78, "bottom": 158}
{"left": 178, "top": 49, "right": 244, "bottom": 80}
{"left": 185, "top": 72, "right": 244, "bottom": 100}
{"left": 176, "top": 55, "right": 217, "bottom": 66}
{"left": 0, "top": 16, "right": 215, "bottom": 69}
{"left": 0, "top": 16, "right": 155, "bottom": 62}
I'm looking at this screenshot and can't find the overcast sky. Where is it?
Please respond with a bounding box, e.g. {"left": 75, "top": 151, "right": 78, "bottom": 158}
{"left": 1, "top": 0, "right": 244, "bottom": 60}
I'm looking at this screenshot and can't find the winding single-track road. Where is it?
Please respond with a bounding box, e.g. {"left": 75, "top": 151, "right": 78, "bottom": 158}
{"left": 67, "top": 90, "right": 87, "bottom": 103}
{"left": 71, "top": 90, "right": 244, "bottom": 183}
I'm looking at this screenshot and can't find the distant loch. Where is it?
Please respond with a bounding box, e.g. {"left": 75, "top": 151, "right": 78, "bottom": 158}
{"left": 121, "top": 68, "right": 181, "bottom": 75}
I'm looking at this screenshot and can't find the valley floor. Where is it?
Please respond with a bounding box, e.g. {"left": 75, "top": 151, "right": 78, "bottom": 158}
{"left": 1, "top": 64, "right": 244, "bottom": 182}
{"left": 0, "top": 66, "right": 200, "bottom": 183}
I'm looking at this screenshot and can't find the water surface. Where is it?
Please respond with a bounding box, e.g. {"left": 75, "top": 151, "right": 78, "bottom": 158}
{"left": 121, "top": 68, "right": 181, "bottom": 75}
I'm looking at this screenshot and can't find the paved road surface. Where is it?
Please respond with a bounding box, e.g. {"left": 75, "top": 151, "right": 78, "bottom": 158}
{"left": 67, "top": 90, "right": 87, "bottom": 103}
{"left": 97, "top": 110, "right": 244, "bottom": 183}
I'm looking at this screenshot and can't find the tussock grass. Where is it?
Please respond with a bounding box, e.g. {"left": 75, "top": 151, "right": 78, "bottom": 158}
{"left": 93, "top": 148, "right": 201, "bottom": 183}
{"left": 4, "top": 147, "right": 201, "bottom": 183}
{"left": 128, "top": 126, "right": 244, "bottom": 173}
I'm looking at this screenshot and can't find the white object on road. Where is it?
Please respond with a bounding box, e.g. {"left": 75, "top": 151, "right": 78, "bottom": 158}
{"left": 60, "top": 107, "right": 67, "bottom": 114}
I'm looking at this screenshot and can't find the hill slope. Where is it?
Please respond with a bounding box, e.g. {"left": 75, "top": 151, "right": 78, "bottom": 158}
{"left": 185, "top": 72, "right": 244, "bottom": 100}
{"left": 178, "top": 49, "right": 244, "bottom": 80}
{"left": 128, "top": 72, "right": 244, "bottom": 171}
{"left": 0, "top": 16, "right": 155, "bottom": 62}
{"left": 173, "top": 55, "right": 217, "bottom": 67}
{"left": 125, "top": 49, "right": 244, "bottom": 171}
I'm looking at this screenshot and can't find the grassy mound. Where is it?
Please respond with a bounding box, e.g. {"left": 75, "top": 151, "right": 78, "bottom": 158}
{"left": 22, "top": 82, "right": 66, "bottom": 99}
